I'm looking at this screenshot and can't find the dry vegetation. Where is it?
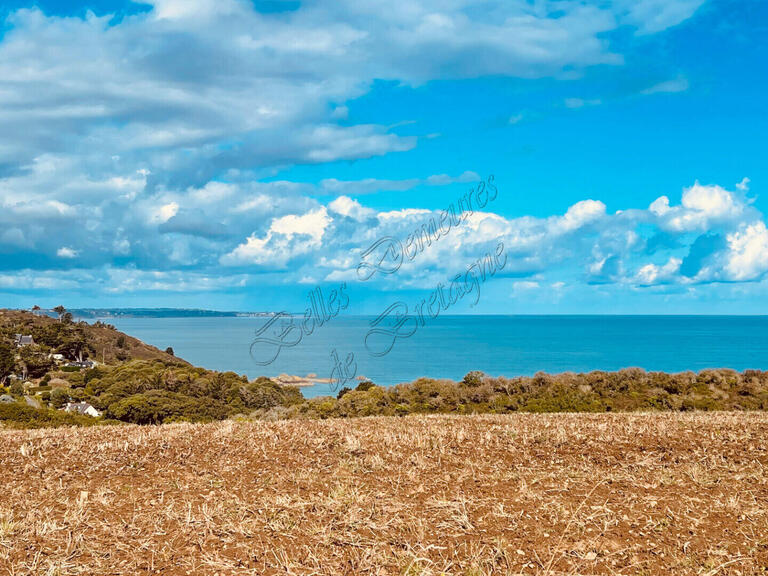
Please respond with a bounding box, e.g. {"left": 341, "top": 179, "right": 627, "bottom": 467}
{"left": 2, "top": 412, "right": 767, "bottom": 575}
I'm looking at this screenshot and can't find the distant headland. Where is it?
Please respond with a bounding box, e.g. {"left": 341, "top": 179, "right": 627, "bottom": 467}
{"left": 69, "top": 308, "right": 275, "bottom": 319}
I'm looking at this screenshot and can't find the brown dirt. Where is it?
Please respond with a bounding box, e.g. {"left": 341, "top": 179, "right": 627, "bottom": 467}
{"left": 1, "top": 412, "right": 767, "bottom": 575}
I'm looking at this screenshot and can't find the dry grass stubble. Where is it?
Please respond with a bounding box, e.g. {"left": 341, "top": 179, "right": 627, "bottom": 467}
{"left": 2, "top": 412, "right": 767, "bottom": 575}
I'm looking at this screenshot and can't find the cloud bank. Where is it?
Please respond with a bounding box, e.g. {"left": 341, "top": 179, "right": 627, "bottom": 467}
{"left": 0, "top": 0, "right": 723, "bottom": 304}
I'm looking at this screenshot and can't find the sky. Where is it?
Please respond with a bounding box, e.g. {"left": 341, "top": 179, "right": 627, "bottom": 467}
{"left": 0, "top": 0, "right": 767, "bottom": 314}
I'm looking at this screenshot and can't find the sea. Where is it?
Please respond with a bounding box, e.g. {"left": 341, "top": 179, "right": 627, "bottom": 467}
{"left": 94, "top": 315, "right": 768, "bottom": 398}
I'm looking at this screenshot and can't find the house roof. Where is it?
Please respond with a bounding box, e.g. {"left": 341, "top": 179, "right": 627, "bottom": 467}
{"left": 0, "top": 394, "right": 16, "bottom": 403}
{"left": 65, "top": 402, "right": 100, "bottom": 415}
{"left": 67, "top": 360, "right": 94, "bottom": 367}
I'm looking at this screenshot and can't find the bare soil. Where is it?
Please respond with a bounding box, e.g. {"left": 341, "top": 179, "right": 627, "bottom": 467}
{"left": 2, "top": 412, "right": 767, "bottom": 575}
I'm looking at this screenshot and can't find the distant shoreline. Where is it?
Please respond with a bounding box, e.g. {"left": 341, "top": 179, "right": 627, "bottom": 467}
{"left": 63, "top": 308, "right": 768, "bottom": 319}
{"left": 71, "top": 308, "right": 277, "bottom": 319}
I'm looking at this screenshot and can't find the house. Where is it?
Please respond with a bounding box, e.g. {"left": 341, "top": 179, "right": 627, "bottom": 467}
{"left": 49, "top": 353, "right": 66, "bottom": 363}
{"left": 0, "top": 394, "right": 15, "bottom": 403}
{"left": 64, "top": 360, "right": 96, "bottom": 369}
{"left": 14, "top": 334, "right": 35, "bottom": 347}
{"left": 63, "top": 402, "right": 102, "bottom": 418}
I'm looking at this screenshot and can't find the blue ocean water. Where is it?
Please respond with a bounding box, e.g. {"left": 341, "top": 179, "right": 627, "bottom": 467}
{"left": 101, "top": 315, "right": 768, "bottom": 398}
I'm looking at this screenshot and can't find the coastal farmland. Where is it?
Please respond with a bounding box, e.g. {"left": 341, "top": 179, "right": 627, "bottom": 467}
{"left": 2, "top": 413, "right": 767, "bottom": 575}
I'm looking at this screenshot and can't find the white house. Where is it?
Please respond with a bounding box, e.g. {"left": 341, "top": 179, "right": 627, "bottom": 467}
{"left": 63, "top": 402, "right": 102, "bottom": 418}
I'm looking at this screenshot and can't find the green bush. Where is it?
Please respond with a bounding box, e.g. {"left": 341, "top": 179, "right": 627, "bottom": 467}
{"left": 0, "top": 403, "right": 96, "bottom": 428}
{"left": 462, "top": 371, "right": 486, "bottom": 387}
{"left": 355, "top": 380, "right": 376, "bottom": 392}
{"left": 50, "top": 387, "right": 70, "bottom": 409}
{"left": 107, "top": 390, "right": 230, "bottom": 424}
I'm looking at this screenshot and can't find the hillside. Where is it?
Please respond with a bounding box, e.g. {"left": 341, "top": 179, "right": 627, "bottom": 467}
{"left": 0, "top": 309, "right": 183, "bottom": 366}
{"left": 2, "top": 413, "right": 767, "bottom": 575}
{"left": 0, "top": 309, "right": 302, "bottom": 428}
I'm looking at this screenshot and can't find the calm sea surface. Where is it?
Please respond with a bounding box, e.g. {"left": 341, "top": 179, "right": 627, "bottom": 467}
{"left": 100, "top": 316, "right": 768, "bottom": 398}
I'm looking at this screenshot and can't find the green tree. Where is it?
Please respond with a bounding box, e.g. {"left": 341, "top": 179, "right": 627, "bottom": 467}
{"left": 57, "top": 335, "right": 89, "bottom": 362}
{"left": 18, "top": 347, "right": 54, "bottom": 379}
{"left": 53, "top": 305, "right": 67, "bottom": 323}
{"left": 0, "top": 340, "right": 14, "bottom": 384}
{"left": 50, "top": 387, "right": 70, "bottom": 409}
{"left": 165, "top": 347, "right": 174, "bottom": 356}
{"left": 462, "top": 371, "right": 486, "bottom": 387}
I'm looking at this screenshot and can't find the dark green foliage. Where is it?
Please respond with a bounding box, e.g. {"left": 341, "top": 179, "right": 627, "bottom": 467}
{"left": 462, "top": 371, "right": 486, "bottom": 387}
{"left": 11, "top": 350, "right": 768, "bottom": 428}
{"left": 337, "top": 386, "right": 352, "bottom": 399}
{"left": 18, "top": 346, "right": 54, "bottom": 378}
{"left": 50, "top": 387, "right": 70, "bottom": 409}
{"left": 52, "top": 305, "right": 66, "bottom": 322}
{"left": 56, "top": 335, "right": 89, "bottom": 361}
{"left": 83, "top": 367, "right": 104, "bottom": 385}
{"left": 107, "top": 390, "right": 231, "bottom": 424}
{"left": 165, "top": 347, "right": 174, "bottom": 356}
{"left": 0, "top": 343, "right": 14, "bottom": 386}
{"left": 0, "top": 402, "right": 97, "bottom": 428}
{"left": 355, "top": 380, "right": 376, "bottom": 392}
{"left": 79, "top": 360, "right": 302, "bottom": 425}
{"left": 289, "top": 368, "right": 768, "bottom": 419}
{"left": 0, "top": 339, "right": 15, "bottom": 380}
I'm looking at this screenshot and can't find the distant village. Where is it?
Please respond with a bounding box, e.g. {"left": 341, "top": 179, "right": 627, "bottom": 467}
{"left": 1, "top": 310, "right": 102, "bottom": 418}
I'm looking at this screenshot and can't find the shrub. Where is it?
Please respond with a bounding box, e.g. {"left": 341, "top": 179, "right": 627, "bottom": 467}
{"left": 107, "top": 390, "right": 229, "bottom": 424}
{"left": 50, "top": 387, "right": 70, "bottom": 409}
{"left": 0, "top": 403, "right": 95, "bottom": 428}
{"left": 462, "top": 371, "right": 486, "bottom": 387}
{"left": 355, "top": 380, "right": 376, "bottom": 392}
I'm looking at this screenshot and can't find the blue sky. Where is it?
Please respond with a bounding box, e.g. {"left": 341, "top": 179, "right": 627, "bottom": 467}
{"left": 1, "top": 0, "right": 767, "bottom": 313}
